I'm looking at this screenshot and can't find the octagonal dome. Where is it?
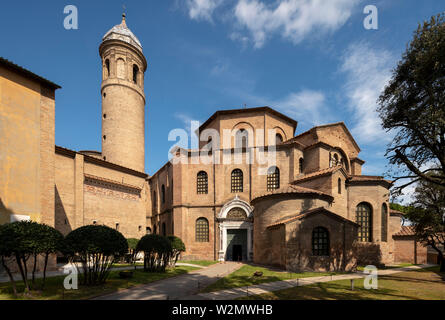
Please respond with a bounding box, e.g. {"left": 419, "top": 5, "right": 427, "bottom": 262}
{"left": 102, "top": 14, "right": 143, "bottom": 52}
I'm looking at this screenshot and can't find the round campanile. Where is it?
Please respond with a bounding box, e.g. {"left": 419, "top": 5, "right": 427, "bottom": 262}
{"left": 99, "top": 14, "right": 147, "bottom": 172}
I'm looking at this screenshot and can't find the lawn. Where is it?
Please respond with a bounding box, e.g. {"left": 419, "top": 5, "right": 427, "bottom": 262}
{"left": 0, "top": 265, "right": 198, "bottom": 300}
{"left": 356, "top": 263, "right": 416, "bottom": 272}
{"left": 177, "top": 260, "right": 219, "bottom": 267}
{"left": 239, "top": 266, "right": 445, "bottom": 300}
{"left": 201, "top": 264, "right": 343, "bottom": 293}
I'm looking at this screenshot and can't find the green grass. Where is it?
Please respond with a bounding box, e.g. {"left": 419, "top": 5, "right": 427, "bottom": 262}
{"left": 201, "top": 264, "right": 344, "bottom": 293}
{"left": 177, "top": 260, "right": 219, "bottom": 267}
{"left": 356, "top": 263, "right": 416, "bottom": 272}
{"left": 112, "top": 262, "right": 144, "bottom": 268}
{"left": 0, "top": 266, "right": 198, "bottom": 300}
{"left": 239, "top": 266, "right": 445, "bottom": 300}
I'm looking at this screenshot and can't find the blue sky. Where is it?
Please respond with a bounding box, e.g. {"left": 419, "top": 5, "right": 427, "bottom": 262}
{"left": 0, "top": 1, "right": 443, "bottom": 202}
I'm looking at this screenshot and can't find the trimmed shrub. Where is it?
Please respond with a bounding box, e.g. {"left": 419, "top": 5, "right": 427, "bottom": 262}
{"left": 0, "top": 221, "right": 63, "bottom": 295}
{"left": 137, "top": 234, "right": 172, "bottom": 272}
{"left": 167, "top": 236, "right": 186, "bottom": 267}
{"left": 63, "top": 225, "right": 128, "bottom": 285}
{"left": 126, "top": 238, "right": 140, "bottom": 269}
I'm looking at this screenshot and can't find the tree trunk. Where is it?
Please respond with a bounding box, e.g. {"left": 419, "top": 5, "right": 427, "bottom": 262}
{"left": 15, "top": 253, "right": 29, "bottom": 293}
{"left": 1, "top": 256, "right": 17, "bottom": 297}
{"left": 31, "top": 253, "right": 38, "bottom": 289}
{"left": 42, "top": 253, "right": 49, "bottom": 290}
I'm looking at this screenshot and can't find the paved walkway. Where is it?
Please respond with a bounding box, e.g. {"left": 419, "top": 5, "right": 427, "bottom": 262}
{"left": 192, "top": 264, "right": 434, "bottom": 300}
{"left": 94, "top": 262, "right": 243, "bottom": 300}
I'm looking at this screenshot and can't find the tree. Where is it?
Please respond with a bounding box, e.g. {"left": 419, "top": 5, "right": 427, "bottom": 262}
{"left": 37, "top": 225, "right": 64, "bottom": 289}
{"left": 126, "top": 238, "right": 140, "bottom": 270}
{"left": 0, "top": 221, "right": 43, "bottom": 293}
{"left": 137, "top": 234, "right": 172, "bottom": 272}
{"left": 378, "top": 13, "right": 445, "bottom": 196}
{"left": 63, "top": 225, "right": 128, "bottom": 285}
{"left": 0, "top": 224, "right": 18, "bottom": 297}
{"left": 167, "top": 236, "right": 186, "bottom": 267}
{"left": 405, "top": 176, "right": 445, "bottom": 272}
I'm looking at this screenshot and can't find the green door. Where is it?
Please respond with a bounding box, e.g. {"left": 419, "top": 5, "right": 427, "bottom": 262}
{"left": 226, "top": 229, "right": 247, "bottom": 261}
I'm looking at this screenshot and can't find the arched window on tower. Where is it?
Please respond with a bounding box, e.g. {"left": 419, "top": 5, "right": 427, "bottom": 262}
{"left": 116, "top": 58, "right": 125, "bottom": 79}
{"left": 235, "top": 129, "right": 249, "bottom": 149}
{"left": 133, "top": 64, "right": 139, "bottom": 84}
{"left": 381, "top": 203, "right": 388, "bottom": 242}
{"left": 276, "top": 134, "right": 283, "bottom": 145}
{"left": 356, "top": 203, "right": 373, "bottom": 242}
{"left": 105, "top": 59, "right": 110, "bottom": 78}
{"left": 152, "top": 191, "right": 157, "bottom": 213}
{"left": 231, "top": 169, "right": 243, "bottom": 193}
{"left": 195, "top": 218, "right": 209, "bottom": 242}
{"left": 161, "top": 185, "right": 166, "bottom": 204}
{"left": 299, "top": 158, "right": 304, "bottom": 174}
{"left": 267, "top": 166, "right": 280, "bottom": 191}
{"left": 197, "top": 171, "right": 208, "bottom": 194}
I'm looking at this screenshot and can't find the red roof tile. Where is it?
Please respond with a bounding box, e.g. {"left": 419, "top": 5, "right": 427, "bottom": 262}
{"left": 267, "top": 207, "right": 359, "bottom": 228}
{"left": 393, "top": 226, "right": 416, "bottom": 237}
{"left": 252, "top": 185, "right": 333, "bottom": 202}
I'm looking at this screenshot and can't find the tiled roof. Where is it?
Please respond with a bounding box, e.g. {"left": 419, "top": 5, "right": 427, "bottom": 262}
{"left": 348, "top": 175, "right": 393, "bottom": 186}
{"left": 390, "top": 209, "right": 406, "bottom": 216}
{"left": 283, "top": 122, "right": 360, "bottom": 153}
{"left": 252, "top": 185, "right": 333, "bottom": 202}
{"left": 197, "top": 106, "right": 298, "bottom": 134}
{"left": 393, "top": 226, "right": 416, "bottom": 237}
{"left": 291, "top": 166, "right": 344, "bottom": 184}
{"left": 0, "top": 57, "right": 61, "bottom": 90}
{"left": 267, "top": 207, "right": 359, "bottom": 229}
{"left": 103, "top": 15, "right": 142, "bottom": 52}
{"left": 55, "top": 146, "right": 148, "bottom": 178}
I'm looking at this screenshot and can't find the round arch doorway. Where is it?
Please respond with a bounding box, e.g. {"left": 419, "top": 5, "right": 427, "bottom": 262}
{"left": 217, "top": 196, "right": 253, "bottom": 262}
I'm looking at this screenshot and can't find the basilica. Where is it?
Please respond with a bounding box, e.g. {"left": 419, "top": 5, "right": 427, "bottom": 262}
{"left": 0, "top": 15, "right": 415, "bottom": 272}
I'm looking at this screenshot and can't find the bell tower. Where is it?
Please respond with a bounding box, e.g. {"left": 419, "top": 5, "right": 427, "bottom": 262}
{"left": 99, "top": 14, "right": 147, "bottom": 172}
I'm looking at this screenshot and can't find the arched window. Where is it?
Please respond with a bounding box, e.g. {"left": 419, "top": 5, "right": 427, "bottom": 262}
{"left": 333, "top": 154, "right": 339, "bottom": 166}
{"left": 299, "top": 158, "right": 304, "bottom": 174}
{"left": 116, "top": 58, "right": 125, "bottom": 79}
{"left": 162, "top": 223, "right": 166, "bottom": 236}
{"left": 197, "top": 171, "right": 208, "bottom": 194}
{"left": 235, "top": 129, "right": 249, "bottom": 149}
{"left": 338, "top": 178, "right": 342, "bottom": 194}
{"left": 105, "top": 59, "right": 110, "bottom": 77}
{"left": 381, "top": 203, "right": 388, "bottom": 242}
{"left": 356, "top": 203, "right": 373, "bottom": 242}
{"left": 312, "top": 227, "right": 330, "bottom": 256}
{"left": 161, "top": 185, "right": 166, "bottom": 203}
{"left": 133, "top": 64, "right": 139, "bottom": 84}
{"left": 146, "top": 227, "right": 152, "bottom": 235}
{"left": 267, "top": 166, "right": 280, "bottom": 191}
{"left": 276, "top": 134, "right": 283, "bottom": 145}
{"left": 195, "top": 218, "right": 209, "bottom": 242}
{"left": 231, "top": 169, "right": 243, "bottom": 193}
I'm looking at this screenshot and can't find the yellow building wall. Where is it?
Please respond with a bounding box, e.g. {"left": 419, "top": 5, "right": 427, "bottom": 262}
{"left": 0, "top": 66, "right": 46, "bottom": 224}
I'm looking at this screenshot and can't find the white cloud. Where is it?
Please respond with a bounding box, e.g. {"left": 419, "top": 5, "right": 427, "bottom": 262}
{"left": 186, "top": 0, "right": 223, "bottom": 22}
{"left": 234, "top": 0, "right": 360, "bottom": 48}
{"left": 340, "top": 41, "right": 395, "bottom": 144}
{"left": 274, "top": 89, "right": 331, "bottom": 127}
